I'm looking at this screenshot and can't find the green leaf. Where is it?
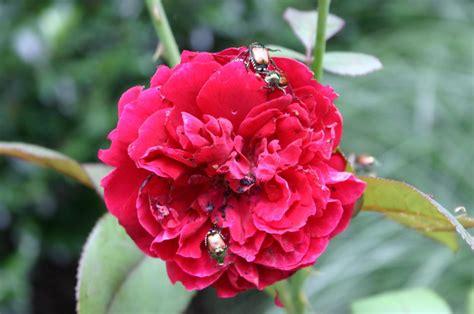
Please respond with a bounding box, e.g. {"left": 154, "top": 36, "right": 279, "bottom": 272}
{"left": 324, "top": 52, "right": 383, "bottom": 76}
{"left": 0, "top": 142, "right": 112, "bottom": 196}
{"left": 0, "top": 141, "right": 94, "bottom": 188}
{"left": 360, "top": 176, "right": 474, "bottom": 251}
{"left": 82, "top": 163, "right": 112, "bottom": 196}
{"left": 283, "top": 7, "right": 344, "bottom": 59}
{"left": 351, "top": 288, "right": 452, "bottom": 314}
{"left": 266, "top": 45, "right": 306, "bottom": 62}
{"left": 467, "top": 288, "right": 474, "bottom": 314}
{"left": 265, "top": 46, "right": 383, "bottom": 78}
{"left": 421, "top": 231, "right": 459, "bottom": 252}
{"left": 76, "top": 214, "right": 194, "bottom": 314}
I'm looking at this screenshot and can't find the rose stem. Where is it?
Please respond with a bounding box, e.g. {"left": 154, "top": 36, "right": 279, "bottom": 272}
{"left": 264, "top": 282, "right": 297, "bottom": 314}
{"left": 145, "top": 0, "right": 180, "bottom": 67}
{"left": 288, "top": 267, "right": 312, "bottom": 314}
{"left": 312, "top": 0, "right": 331, "bottom": 81}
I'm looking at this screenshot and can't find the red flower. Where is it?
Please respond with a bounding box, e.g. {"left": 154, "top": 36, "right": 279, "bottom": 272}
{"left": 99, "top": 47, "right": 365, "bottom": 297}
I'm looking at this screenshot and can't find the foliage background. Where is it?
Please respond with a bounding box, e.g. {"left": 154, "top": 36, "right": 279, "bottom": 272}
{"left": 0, "top": 0, "right": 472, "bottom": 313}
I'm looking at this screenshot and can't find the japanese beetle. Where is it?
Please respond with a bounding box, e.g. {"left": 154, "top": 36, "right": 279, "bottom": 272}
{"left": 355, "top": 154, "right": 376, "bottom": 168}
{"left": 204, "top": 227, "right": 227, "bottom": 265}
{"left": 264, "top": 70, "right": 288, "bottom": 93}
{"left": 349, "top": 153, "right": 378, "bottom": 176}
{"left": 239, "top": 42, "right": 278, "bottom": 74}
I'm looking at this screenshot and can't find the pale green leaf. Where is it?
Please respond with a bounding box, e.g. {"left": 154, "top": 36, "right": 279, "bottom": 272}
{"left": 360, "top": 176, "right": 474, "bottom": 251}
{"left": 283, "top": 7, "right": 344, "bottom": 57}
{"left": 467, "top": 288, "right": 474, "bottom": 314}
{"left": 82, "top": 163, "right": 112, "bottom": 196}
{"left": 351, "top": 288, "right": 452, "bottom": 314}
{"left": 0, "top": 141, "right": 94, "bottom": 188}
{"left": 266, "top": 45, "right": 306, "bottom": 63}
{"left": 421, "top": 231, "right": 459, "bottom": 252}
{"left": 264, "top": 46, "right": 383, "bottom": 78}
{"left": 0, "top": 142, "right": 113, "bottom": 195}
{"left": 76, "top": 214, "right": 194, "bottom": 314}
{"left": 324, "top": 52, "right": 383, "bottom": 76}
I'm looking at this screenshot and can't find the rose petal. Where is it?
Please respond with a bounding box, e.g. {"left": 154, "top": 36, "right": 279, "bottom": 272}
{"left": 128, "top": 108, "right": 171, "bottom": 162}
{"left": 150, "top": 65, "right": 172, "bottom": 87}
{"left": 238, "top": 96, "right": 292, "bottom": 137}
{"left": 177, "top": 215, "right": 208, "bottom": 258}
{"left": 298, "top": 237, "right": 329, "bottom": 267}
{"left": 306, "top": 200, "right": 344, "bottom": 237}
{"left": 273, "top": 57, "right": 313, "bottom": 89}
{"left": 230, "top": 231, "right": 266, "bottom": 262}
{"left": 118, "top": 85, "right": 143, "bottom": 117}
{"left": 274, "top": 290, "right": 284, "bottom": 308}
{"left": 196, "top": 61, "right": 267, "bottom": 128}
{"left": 253, "top": 175, "right": 291, "bottom": 222}
{"left": 117, "top": 87, "right": 167, "bottom": 145}
{"left": 234, "top": 258, "right": 260, "bottom": 287}
{"left": 327, "top": 171, "right": 366, "bottom": 205}
{"left": 161, "top": 60, "right": 221, "bottom": 117}
{"left": 151, "top": 238, "right": 179, "bottom": 260}
{"left": 99, "top": 129, "right": 129, "bottom": 167}
{"left": 330, "top": 203, "right": 356, "bottom": 238}
{"left": 223, "top": 197, "right": 256, "bottom": 244}
{"left": 101, "top": 159, "right": 148, "bottom": 217}
{"left": 174, "top": 251, "right": 224, "bottom": 278}
{"left": 101, "top": 160, "right": 154, "bottom": 254}
{"left": 167, "top": 261, "right": 222, "bottom": 290}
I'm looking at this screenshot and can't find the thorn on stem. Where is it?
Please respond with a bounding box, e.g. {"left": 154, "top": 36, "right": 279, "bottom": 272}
{"left": 153, "top": 43, "right": 165, "bottom": 61}
{"left": 153, "top": 5, "right": 162, "bottom": 22}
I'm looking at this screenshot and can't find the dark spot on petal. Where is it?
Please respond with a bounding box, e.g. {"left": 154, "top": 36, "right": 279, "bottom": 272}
{"left": 218, "top": 205, "right": 227, "bottom": 218}
{"left": 206, "top": 202, "right": 215, "bottom": 212}
{"left": 239, "top": 177, "right": 255, "bottom": 186}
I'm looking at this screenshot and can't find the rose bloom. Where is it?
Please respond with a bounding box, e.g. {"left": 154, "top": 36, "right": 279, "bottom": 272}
{"left": 99, "top": 47, "right": 365, "bottom": 297}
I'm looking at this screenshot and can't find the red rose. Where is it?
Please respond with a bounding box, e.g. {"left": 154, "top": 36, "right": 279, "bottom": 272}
{"left": 99, "top": 47, "right": 366, "bottom": 297}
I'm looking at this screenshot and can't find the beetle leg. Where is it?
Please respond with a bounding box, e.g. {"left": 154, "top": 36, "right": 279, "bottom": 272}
{"left": 262, "top": 85, "right": 275, "bottom": 92}
{"left": 244, "top": 59, "right": 250, "bottom": 71}
{"left": 235, "top": 49, "right": 246, "bottom": 59}
{"left": 277, "top": 85, "right": 287, "bottom": 94}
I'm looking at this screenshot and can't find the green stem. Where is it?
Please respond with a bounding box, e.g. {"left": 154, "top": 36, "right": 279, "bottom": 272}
{"left": 265, "top": 281, "right": 297, "bottom": 314}
{"left": 145, "top": 0, "right": 180, "bottom": 67}
{"left": 264, "top": 267, "right": 312, "bottom": 314}
{"left": 312, "top": 0, "right": 331, "bottom": 81}
{"left": 289, "top": 268, "right": 312, "bottom": 314}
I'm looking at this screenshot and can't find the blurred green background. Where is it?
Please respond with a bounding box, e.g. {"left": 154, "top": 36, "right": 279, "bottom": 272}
{"left": 0, "top": 0, "right": 472, "bottom": 313}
